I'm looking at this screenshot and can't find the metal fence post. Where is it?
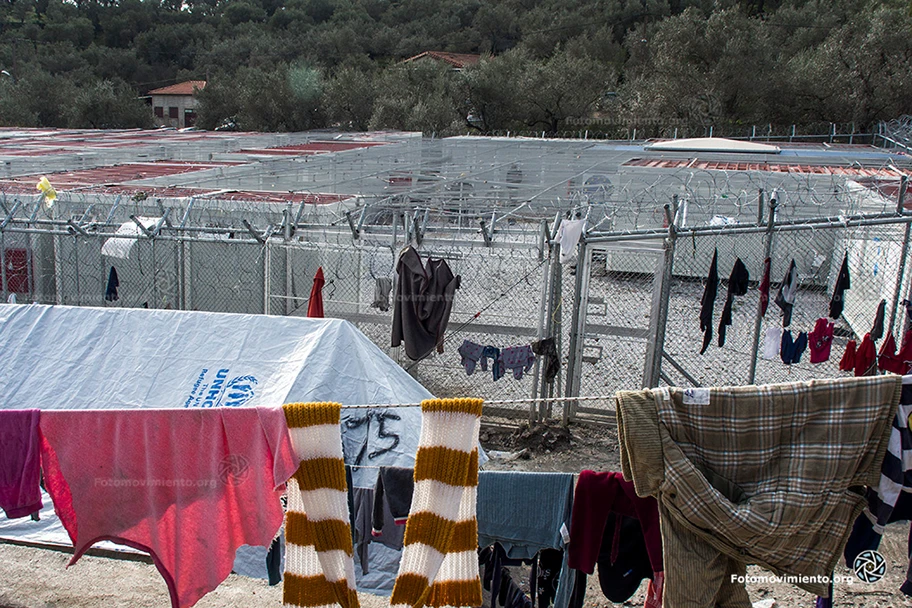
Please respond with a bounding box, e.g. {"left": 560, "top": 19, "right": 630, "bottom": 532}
{"left": 185, "top": 239, "right": 194, "bottom": 311}
{"left": 1, "top": 232, "right": 7, "bottom": 301}
{"left": 540, "top": 217, "right": 563, "bottom": 420}
{"left": 889, "top": 176, "right": 910, "bottom": 337}
{"left": 263, "top": 241, "right": 271, "bottom": 315}
{"left": 530, "top": 220, "right": 550, "bottom": 422}
{"left": 178, "top": 235, "right": 186, "bottom": 310}
{"left": 73, "top": 236, "right": 80, "bottom": 305}
{"left": 563, "top": 239, "right": 590, "bottom": 426}
{"left": 284, "top": 206, "right": 293, "bottom": 316}
{"left": 53, "top": 232, "right": 63, "bottom": 305}
{"left": 748, "top": 196, "right": 778, "bottom": 385}
{"left": 151, "top": 238, "right": 158, "bottom": 307}
{"left": 642, "top": 202, "right": 678, "bottom": 388}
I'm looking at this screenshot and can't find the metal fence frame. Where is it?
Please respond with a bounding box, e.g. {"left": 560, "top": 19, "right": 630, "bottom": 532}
{"left": 579, "top": 176, "right": 912, "bottom": 413}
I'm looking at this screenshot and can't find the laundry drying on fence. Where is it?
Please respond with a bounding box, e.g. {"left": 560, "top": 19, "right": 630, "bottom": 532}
{"left": 835, "top": 299, "right": 912, "bottom": 377}
{"left": 458, "top": 339, "right": 551, "bottom": 382}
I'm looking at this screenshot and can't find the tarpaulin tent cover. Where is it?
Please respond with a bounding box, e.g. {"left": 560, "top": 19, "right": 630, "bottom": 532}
{"left": 0, "top": 303, "right": 435, "bottom": 593}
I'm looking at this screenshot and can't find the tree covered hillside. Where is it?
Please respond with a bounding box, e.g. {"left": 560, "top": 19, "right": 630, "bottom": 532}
{"left": 0, "top": 0, "right": 909, "bottom": 134}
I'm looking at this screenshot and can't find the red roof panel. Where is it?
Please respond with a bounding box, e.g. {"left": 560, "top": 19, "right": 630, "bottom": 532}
{"left": 148, "top": 81, "right": 207, "bottom": 96}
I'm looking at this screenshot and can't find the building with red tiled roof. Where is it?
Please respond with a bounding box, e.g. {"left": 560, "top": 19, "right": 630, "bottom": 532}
{"left": 401, "top": 51, "right": 482, "bottom": 70}
{"left": 148, "top": 81, "right": 206, "bottom": 129}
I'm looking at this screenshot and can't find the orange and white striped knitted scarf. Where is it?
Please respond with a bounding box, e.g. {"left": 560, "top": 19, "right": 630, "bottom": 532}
{"left": 283, "top": 402, "right": 359, "bottom": 608}
{"left": 283, "top": 399, "right": 483, "bottom": 608}
{"left": 390, "top": 398, "right": 483, "bottom": 608}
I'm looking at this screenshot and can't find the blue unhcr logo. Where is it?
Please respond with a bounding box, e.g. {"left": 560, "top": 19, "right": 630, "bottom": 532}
{"left": 184, "top": 368, "right": 258, "bottom": 408}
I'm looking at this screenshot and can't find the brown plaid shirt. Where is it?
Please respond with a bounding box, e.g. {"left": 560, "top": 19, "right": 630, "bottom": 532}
{"left": 617, "top": 375, "right": 902, "bottom": 597}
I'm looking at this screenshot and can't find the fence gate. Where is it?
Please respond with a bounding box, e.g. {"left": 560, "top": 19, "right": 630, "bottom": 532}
{"left": 564, "top": 238, "right": 665, "bottom": 422}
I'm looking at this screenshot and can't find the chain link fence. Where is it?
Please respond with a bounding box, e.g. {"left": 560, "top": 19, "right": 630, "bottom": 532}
{"left": 575, "top": 186, "right": 912, "bottom": 422}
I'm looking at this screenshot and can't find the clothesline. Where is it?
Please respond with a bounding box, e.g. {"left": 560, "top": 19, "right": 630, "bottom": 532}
{"left": 36, "top": 378, "right": 912, "bottom": 412}
{"left": 32, "top": 395, "right": 617, "bottom": 413}
{"left": 342, "top": 394, "right": 616, "bottom": 409}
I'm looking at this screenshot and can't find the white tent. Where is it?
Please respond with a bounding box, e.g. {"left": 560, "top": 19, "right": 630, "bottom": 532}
{"left": 0, "top": 303, "right": 434, "bottom": 593}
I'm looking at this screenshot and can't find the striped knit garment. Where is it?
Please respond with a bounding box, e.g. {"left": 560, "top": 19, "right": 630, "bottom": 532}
{"left": 864, "top": 377, "right": 912, "bottom": 532}
{"left": 283, "top": 402, "right": 360, "bottom": 608}
{"left": 391, "top": 398, "right": 484, "bottom": 608}
{"left": 284, "top": 399, "right": 483, "bottom": 608}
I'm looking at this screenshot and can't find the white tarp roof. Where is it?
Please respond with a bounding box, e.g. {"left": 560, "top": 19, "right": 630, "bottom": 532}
{"left": 644, "top": 137, "right": 781, "bottom": 154}
{"left": 0, "top": 303, "right": 434, "bottom": 592}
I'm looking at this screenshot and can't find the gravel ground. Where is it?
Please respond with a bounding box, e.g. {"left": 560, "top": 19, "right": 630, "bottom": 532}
{"left": 2, "top": 420, "right": 911, "bottom": 607}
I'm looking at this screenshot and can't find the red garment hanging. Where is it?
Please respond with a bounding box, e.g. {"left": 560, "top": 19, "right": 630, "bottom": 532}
{"left": 307, "top": 267, "right": 325, "bottom": 318}
{"left": 839, "top": 340, "right": 856, "bottom": 372}
{"left": 854, "top": 333, "right": 877, "bottom": 377}
{"left": 758, "top": 257, "right": 771, "bottom": 317}
{"left": 880, "top": 331, "right": 912, "bottom": 375}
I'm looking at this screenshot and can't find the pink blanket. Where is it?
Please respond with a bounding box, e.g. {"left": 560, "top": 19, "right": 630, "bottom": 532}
{"left": 39, "top": 407, "right": 299, "bottom": 608}
{"left": 0, "top": 409, "right": 43, "bottom": 519}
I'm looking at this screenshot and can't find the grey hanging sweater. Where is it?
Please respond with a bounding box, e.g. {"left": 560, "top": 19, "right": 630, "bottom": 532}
{"left": 391, "top": 246, "right": 460, "bottom": 360}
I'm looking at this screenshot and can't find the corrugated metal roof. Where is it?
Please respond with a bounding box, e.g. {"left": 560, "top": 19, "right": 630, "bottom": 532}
{"left": 238, "top": 141, "right": 388, "bottom": 156}
{"left": 624, "top": 157, "right": 910, "bottom": 177}
{"left": 0, "top": 181, "right": 348, "bottom": 204}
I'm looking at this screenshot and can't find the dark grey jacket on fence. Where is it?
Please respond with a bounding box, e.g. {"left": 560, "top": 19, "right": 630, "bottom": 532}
{"left": 391, "top": 246, "right": 460, "bottom": 361}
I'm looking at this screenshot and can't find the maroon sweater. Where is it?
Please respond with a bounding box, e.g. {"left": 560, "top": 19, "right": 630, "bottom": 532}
{"left": 568, "top": 470, "right": 662, "bottom": 575}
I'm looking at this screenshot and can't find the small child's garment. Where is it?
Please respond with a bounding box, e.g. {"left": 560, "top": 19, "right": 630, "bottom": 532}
{"left": 481, "top": 346, "right": 504, "bottom": 381}
{"left": 758, "top": 257, "right": 771, "bottom": 317}
{"left": 372, "top": 466, "right": 414, "bottom": 534}
{"left": 718, "top": 258, "right": 749, "bottom": 347}
{"left": 829, "top": 253, "right": 851, "bottom": 320}
{"left": 501, "top": 345, "right": 535, "bottom": 380}
{"left": 556, "top": 219, "right": 586, "bottom": 264}
{"left": 780, "top": 330, "right": 808, "bottom": 365}
{"left": 878, "top": 334, "right": 899, "bottom": 373}
{"left": 855, "top": 333, "right": 878, "bottom": 377}
{"left": 774, "top": 259, "right": 799, "bottom": 327}
{"left": 370, "top": 278, "right": 393, "bottom": 312}
{"left": 840, "top": 340, "right": 857, "bottom": 372}
{"left": 871, "top": 300, "right": 887, "bottom": 341}
{"left": 881, "top": 331, "right": 912, "bottom": 375}
{"left": 761, "top": 327, "right": 783, "bottom": 360}
{"left": 0, "top": 410, "right": 42, "bottom": 519}
{"left": 808, "top": 318, "right": 835, "bottom": 364}
{"left": 531, "top": 338, "right": 560, "bottom": 384}
{"left": 458, "top": 340, "right": 485, "bottom": 375}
